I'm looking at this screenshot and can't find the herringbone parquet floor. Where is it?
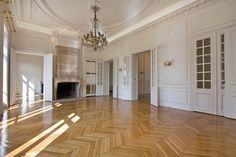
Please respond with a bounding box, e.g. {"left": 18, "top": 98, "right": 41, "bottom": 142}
{"left": 1, "top": 95, "right": 236, "bottom": 157}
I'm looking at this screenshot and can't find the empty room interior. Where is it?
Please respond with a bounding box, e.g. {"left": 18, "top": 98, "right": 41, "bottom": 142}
{"left": 1, "top": 0, "right": 236, "bottom": 156}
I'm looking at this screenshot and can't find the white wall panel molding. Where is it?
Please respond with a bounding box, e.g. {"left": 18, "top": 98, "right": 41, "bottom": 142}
{"left": 189, "top": 0, "right": 236, "bottom": 35}
{"left": 108, "top": 0, "right": 214, "bottom": 43}
{"left": 159, "top": 88, "right": 190, "bottom": 110}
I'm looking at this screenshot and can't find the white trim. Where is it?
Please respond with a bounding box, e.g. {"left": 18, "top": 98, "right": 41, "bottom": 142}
{"left": 108, "top": 0, "right": 197, "bottom": 42}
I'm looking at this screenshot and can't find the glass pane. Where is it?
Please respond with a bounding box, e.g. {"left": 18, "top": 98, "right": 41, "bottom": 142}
{"left": 221, "top": 53, "right": 224, "bottom": 61}
{"left": 197, "top": 82, "right": 203, "bottom": 88}
{"left": 221, "top": 63, "right": 225, "bottom": 71}
{"left": 221, "top": 34, "right": 224, "bottom": 42}
{"left": 204, "top": 81, "right": 211, "bottom": 89}
{"left": 197, "top": 73, "right": 203, "bottom": 80}
{"left": 221, "top": 85, "right": 225, "bottom": 90}
{"left": 197, "top": 48, "right": 203, "bottom": 55}
{"left": 222, "top": 72, "right": 225, "bottom": 80}
{"left": 197, "top": 40, "right": 202, "bottom": 47}
{"left": 204, "top": 38, "right": 211, "bottom": 46}
{"left": 204, "top": 47, "right": 210, "bottom": 54}
{"left": 204, "top": 64, "right": 211, "bottom": 72}
{"left": 197, "top": 56, "right": 203, "bottom": 64}
{"left": 197, "top": 65, "right": 203, "bottom": 72}
{"left": 204, "top": 73, "right": 211, "bottom": 80}
{"left": 204, "top": 55, "right": 211, "bottom": 63}
{"left": 221, "top": 44, "right": 224, "bottom": 52}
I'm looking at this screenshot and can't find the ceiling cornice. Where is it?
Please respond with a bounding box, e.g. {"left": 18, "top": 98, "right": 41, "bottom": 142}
{"left": 107, "top": 0, "right": 198, "bottom": 42}
{"left": 100, "top": 0, "right": 156, "bottom": 31}
{"left": 12, "top": 0, "right": 210, "bottom": 42}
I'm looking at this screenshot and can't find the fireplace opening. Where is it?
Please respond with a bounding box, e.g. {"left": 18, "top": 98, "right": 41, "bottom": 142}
{"left": 57, "top": 82, "right": 79, "bottom": 99}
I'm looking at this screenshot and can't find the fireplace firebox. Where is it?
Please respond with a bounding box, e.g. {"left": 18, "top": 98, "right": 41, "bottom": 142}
{"left": 56, "top": 82, "right": 79, "bottom": 99}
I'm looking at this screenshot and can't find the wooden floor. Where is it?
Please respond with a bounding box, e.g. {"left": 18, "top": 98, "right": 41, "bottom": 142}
{"left": 1, "top": 96, "right": 236, "bottom": 157}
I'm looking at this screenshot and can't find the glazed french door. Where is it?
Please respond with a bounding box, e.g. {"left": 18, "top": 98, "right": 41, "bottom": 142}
{"left": 96, "top": 61, "right": 104, "bottom": 96}
{"left": 193, "top": 33, "right": 217, "bottom": 114}
{"left": 150, "top": 48, "right": 158, "bottom": 107}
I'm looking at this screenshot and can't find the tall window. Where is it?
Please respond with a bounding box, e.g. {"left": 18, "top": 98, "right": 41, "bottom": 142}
{"left": 3, "top": 24, "right": 9, "bottom": 105}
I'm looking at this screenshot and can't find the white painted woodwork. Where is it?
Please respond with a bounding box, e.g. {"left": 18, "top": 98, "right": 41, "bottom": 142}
{"left": 151, "top": 48, "right": 158, "bottom": 107}
{"left": 3, "top": 24, "right": 9, "bottom": 106}
{"left": 217, "top": 32, "right": 225, "bottom": 116}
{"left": 12, "top": 0, "right": 195, "bottom": 41}
{"left": 225, "top": 26, "right": 236, "bottom": 119}
{"left": 85, "top": 60, "right": 96, "bottom": 96}
{"left": 10, "top": 48, "right": 16, "bottom": 105}
{"left": 44, "top": 54, "right": 53, "bottom": 101}
{"left": 4, "top": 0, "right": 236, "bottom": 119}
{"left": 0, "top": 2, "right": 4, "bottom": 114}
{"left": 116, "top": 55, "right": 132, "bottom": 100}
{"left": 103, "top": 61, "right": 110, "bottom": 96}
{"left": 193, "top": 33, "right": 217, "bottom": 114}
{"left": 101, "top": 1, "right": 236, "bottom": 117}
{"left": 96, "top": 61, "right": 104, "bottom": 96}
{"left": 131, "top": 54, "right": 138, "bottom": 100}
{"left": 113, "top": 58, "right": 119, "bottom": 98}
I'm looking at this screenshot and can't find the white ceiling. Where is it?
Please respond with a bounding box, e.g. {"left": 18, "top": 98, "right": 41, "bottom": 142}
{"left": 12, "top": 0, "right": 197, "bottom": 42}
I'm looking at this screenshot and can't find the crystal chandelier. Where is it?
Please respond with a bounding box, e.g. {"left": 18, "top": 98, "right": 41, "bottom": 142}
{"left": 82, "top": 0, "right": 108, "bottom": 51}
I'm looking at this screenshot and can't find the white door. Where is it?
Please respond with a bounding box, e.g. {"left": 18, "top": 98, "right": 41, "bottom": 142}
{"left": 103, "top": 61, "right": 109, "bottom": 95}
{"left": 96, "top": 61, "right": 104, "bottom": 96}
{"left": 121, "top": 55, "right": 132, "bottom": 100}
{"left": 150, "top": 48, "right": 158, "bottom": 107}
{"left": 217, "top": 32, "right": 226, "bottom": 116}
{"left": 193, "top": 33, "right": 217, "bottom": 114}
{"left": 113, "top": 58, "right": 119, "bottom": 98}
{"left": 44, "top": 54, "right": 53, "bottom": 101}
{"left": 131, "top": 54, "right": 138, "bottom": 100}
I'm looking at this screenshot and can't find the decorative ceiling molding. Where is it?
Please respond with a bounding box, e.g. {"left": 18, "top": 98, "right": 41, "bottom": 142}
{"left": 35, "top": 0, "right": 79, "bottom": 32}
{"left": 107, "top": 0, "right": 198, "bottom": 42}
{"left": 1, "top": 0, "right": 16, "bottom": 32}
{"left": 109, "top": 0, "right": 215, "bottom": 44}
{"left": 11, "top": 0, "right": 214, "bottom": 42}
{"left": 12, "top": 0, "right": 80, "bottom": 36}
{"left": 100, "top": 0, "right": 156, "bottom": 31}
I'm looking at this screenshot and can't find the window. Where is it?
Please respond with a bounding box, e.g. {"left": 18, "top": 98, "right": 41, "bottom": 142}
{"left": 196, "top": 38, "right": 211, "bottom": 89}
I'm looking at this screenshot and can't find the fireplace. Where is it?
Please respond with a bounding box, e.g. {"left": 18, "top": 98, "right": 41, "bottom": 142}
{"left": 56, "top": 82, "right": 79, "bottom": 99}
{"left": 54, "top": 78, "right": 81, "bottom": 100}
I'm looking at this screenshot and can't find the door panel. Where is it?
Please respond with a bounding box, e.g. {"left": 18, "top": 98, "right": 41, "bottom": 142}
{"left": 44, "top": 54, "right": 53, "bottom": 101}
{"left": 96, "top": 61, "right": 104, "bottom": 96}
{"left": 193, "top": 33, "right": 217, "bottom": 114}
{"left": 121, "top": 56, "right": 132, "bottom": 100}
{"left": 151, "top": 48, "right": 158, "bottom": 107}
{"left": 217, "top": 33, "right": 225, "bottom": 116}
{"left": 113, "top": 58, "right": 119, "bottom": 98}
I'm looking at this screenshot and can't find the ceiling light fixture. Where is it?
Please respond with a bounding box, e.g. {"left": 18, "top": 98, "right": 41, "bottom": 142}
{"left": 82, "top": 0, "right": 108, "bottom": 51}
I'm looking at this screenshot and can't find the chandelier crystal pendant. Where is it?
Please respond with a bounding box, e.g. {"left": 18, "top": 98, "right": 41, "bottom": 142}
{"left": 82, "top": 0, "right": 108, "bottom": 51}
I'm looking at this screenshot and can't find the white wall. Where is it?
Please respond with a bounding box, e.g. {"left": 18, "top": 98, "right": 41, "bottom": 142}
{"left": 15, "top": 53, "right": 44, "bottom": 96}
{"left": 101, "top": 0, "right": 236, "bottom": 114}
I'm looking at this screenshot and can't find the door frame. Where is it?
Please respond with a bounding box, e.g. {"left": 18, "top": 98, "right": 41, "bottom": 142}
{"left": 131, "top": 48, "right": 159, "bottom": 107}
{"left": 191, "top": 32, "right": 217, "bottom": 114}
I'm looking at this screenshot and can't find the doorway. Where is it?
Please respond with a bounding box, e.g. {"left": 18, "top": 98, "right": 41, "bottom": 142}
{"left": 136, "top": 51, "right": 151, "bottom": 101}
{"left": 193, "top": 32, "right": 226, "bottom": 115}
{"left": 14, "top": 52, "right": 44, "bottom": 105}
{"left": 109, "top": 61, "right": 113, "bottom": 95}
